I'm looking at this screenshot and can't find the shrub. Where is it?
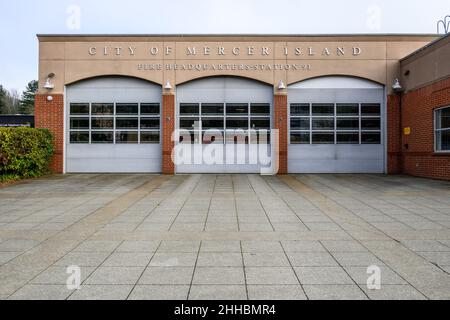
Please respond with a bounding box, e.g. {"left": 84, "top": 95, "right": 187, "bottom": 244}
{"left": 0, "top": 127, "right": 54, "bottom": 182}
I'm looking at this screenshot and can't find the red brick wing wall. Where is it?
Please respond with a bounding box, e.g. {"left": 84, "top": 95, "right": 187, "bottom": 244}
{"left": 274, "top": 94, "right": 288, "bottom": 174}
{"left": 162, "top": 94, "right": 175, "bottom": 174}
{"left": 402, "top": 78, "right": 450, "bottom": 180}
{"left": 35, "top": 94, "right": 64, "bottom": 173}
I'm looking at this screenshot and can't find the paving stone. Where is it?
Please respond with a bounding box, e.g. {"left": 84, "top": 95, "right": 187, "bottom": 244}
{"left": 0, "top": 252, "right": 21, "bottom": 265}
{"left": 286, "top": 252, "right": 338, "bottom": 267}
{"left": 8, "top": 285, "right": 72, "bottom": 300}
{"left": 303, "top": 285, "right": 368, "bottom": 300}
{"left": 68, "top": 285, "right": 133, "bottom": 300}
{"left": 197, "top": 252, "right": 243, "bottom": 267}
{"left": 149, "top": 252, "right": 198, "bottom": 267}
{"left": 73, "top": 240, "right": 121, "bottom": 252}
{"left": 305, "top": 222, "right": 341, "bottom": 231}
{"left": 359, "top": 285, "right": 426, "bottom": 300}
{"left": 241, "top": 241, "right": 283, "bottom": 253}
{"left": 31, "top": 266, "right": 95, "bottom": 285}
{"left": 247, "top": 285, "right": 307, "bottom": 300}
{"left": 417, "top": 251, "right": 450, "bottom": 266}
{"left": 0, "top": 240, "right": 40, "bottom": 252}
{"left": 200, "top": 240, "right": 241, "bottom": 252}
{"left": 85, "top": 266, "right": 144, "bottom": 285}
{"left": 189, "top": 285, "right": 247, "bottom": 300}
{"left": 320, "top": 240, "right": 368, "bottom": 252}
{"left": 281, "top": 241, "right": 326, "bottom": 252}
{"left": 294, "top": 267, "right": 354, "bottom": 285}
{"left": 158, "top": 240, "right": 201, "bottom": 252}
{"left": 243, "top": 252, "right": 290, "bottom": 267}
{"left": 139, "top": 267, "right": 194, "bottom": 285}
{"left": 102, "top": 252, "right": 154, "bottom": 267}
{"left": 331, "top": 252, "right": 384, "bottom": 267}
{"left": 115, "top": 241, "right": 160, "bottom": 252}
{"left": 54, "top": 252, "right": 110, "bottom": 267}
{"left": 344, "top": 266, "right": 407, "bottom": 285}
{"left": 245, "top": 267, "right": 299, "bottom": 285}
{"left": 192, "top": 267, "right": 245, "bottom": 285}
{"left": 128, "top": 285, "right": 189, "bottom": 300}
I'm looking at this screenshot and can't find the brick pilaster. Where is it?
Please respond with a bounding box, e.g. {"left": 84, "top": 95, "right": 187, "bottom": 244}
{"left": 162, "top": 94, "right": 175, "bottom": 174}
{"left": 35, "top": 94, "right": 64, "bottom": 174}
{"left": 274, "top": 94, "right": 288, "bottom": 174}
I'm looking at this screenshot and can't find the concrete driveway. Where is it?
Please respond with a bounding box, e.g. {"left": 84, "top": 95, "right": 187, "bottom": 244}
{"left": 0, "top": 174, "right": 449, "bottom": 300}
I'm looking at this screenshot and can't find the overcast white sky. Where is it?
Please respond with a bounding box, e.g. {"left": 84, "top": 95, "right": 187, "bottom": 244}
{"left": 0, "top": 0, "right": 449, "bottom": 93}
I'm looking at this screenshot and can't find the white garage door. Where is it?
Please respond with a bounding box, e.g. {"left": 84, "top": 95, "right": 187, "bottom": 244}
{"left": 66, "top": 77, "right": 162, "bottom": 173}
{"left": 288, "top": 76, "right": 386, "bottom": 173}
{"left": 176, "top": 77, "right": 274, "bottom": 173}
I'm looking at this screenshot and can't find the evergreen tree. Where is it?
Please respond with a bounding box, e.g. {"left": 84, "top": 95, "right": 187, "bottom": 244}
{"left": 19, "top": 80, "right": 38, "bottom": 114}
{"left": 0, "top": 85, "right": 6, "bottom": 114}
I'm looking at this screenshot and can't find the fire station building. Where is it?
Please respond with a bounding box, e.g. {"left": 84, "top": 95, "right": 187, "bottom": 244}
{"left": 35, "top": 34, "right": 450, "bottom": 180}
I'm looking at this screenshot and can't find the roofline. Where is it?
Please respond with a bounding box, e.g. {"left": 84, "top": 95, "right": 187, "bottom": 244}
{"left": 400, "top": 33, "right": 450, "bottom": 62}
{"left": 37, "top": 33, "right": 438, "bottom": 38}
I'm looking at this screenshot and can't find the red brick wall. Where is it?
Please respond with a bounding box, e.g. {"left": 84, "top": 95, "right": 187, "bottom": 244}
{"left": 274, "top": 94, "right": 288, "bottom": 174}
{"left": 387, "top": 77, "right": 450, "bottom": 180}
{"left": 162, "top": 94, "right": 175, "bottom": 174}
{"left": 401, "top": 77, "right": 450, "bottom": 180}
{"left": 35, "top": 94, "right": 64, "bottom": 173}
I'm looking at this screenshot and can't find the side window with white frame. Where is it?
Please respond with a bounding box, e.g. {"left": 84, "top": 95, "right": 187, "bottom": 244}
{"left": 435, "top": 106, "right": 450, "bottom": 152}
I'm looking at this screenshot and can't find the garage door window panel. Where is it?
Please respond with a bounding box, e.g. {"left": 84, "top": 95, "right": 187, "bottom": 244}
{"left": 312, "top": 133, "right": 334, "bottom": 144}
{"left": 141, "top": 132, "right": 160, "bottom": 144}
{"left": 116, "top": 103, "right": 138, "bottom": 115}
{"left": 70, "top": 103, "right": 89, "bottom": 115}
{"left": 337, "top": 103, "right": 359, "bottom": 116}
{"left": 92, "top": 118, "right": 114, "bottom": 129}
{"left": 91, "top": 103, "right": 114, "bottom": 115}
{"left": 290, "top": 132, "right": 310, "bottom": 144}
{"left": 91, "top": 132, "right": 114, "bottom": 143}
{"left": 180, "top": 103, "right": 200, "bottom": 115}
{"left": 251, "top": 103, "right": 270, "bottom": 116}
{"left": 70, "top": 132, "right": 89, "bottom": 143}
{"left": 141, "top": 103, "right": 160, "bottom": 115}
{"left": 70, "top": 118, "right": 89, "bottom": 130}
{"left": 337, "top": 133, "right": 359, "bottom": 144}
{"left": 312, "top": 104, "right": 334, "bottom": 116}
{"left": 141, "top": 118, "right": 160, "bottom": 129}
{"left": 337, "top": 118, "right": 359, "bottom": 130}
{"left": 116, "top": 118, "right": 138, "bottom": 129}
{"left": 227, "top": 103, "right": 248, "bottom": 115}
{"left": 116, "top": 131, "right": 138, "bottom": 143}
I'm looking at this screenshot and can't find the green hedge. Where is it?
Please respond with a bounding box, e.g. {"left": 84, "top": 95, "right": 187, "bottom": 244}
{"left": 0, "top": 127, "right": 54, "bottom": 182}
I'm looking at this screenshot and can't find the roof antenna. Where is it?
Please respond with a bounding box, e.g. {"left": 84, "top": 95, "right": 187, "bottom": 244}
{"left": 437, "top": 15, "right": 450, "bottom": 34}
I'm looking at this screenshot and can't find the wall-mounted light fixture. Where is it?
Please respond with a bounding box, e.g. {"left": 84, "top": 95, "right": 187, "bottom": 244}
{"left": 164, "top": 80, "right": 172, "bottom": 90}
{"left": 47, "top": 96, "right": 53, "bottom": 102}
{"left": 277, "top": 80, "right": 286, "bottom": 91}
{"left": 392, "top": 78, "right": 404, "bottom": 94}
{"left": 43, "top": 73, "right": 55, "bottom": 90}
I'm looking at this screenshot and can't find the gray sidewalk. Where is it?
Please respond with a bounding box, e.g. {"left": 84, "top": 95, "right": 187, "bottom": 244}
{"left": 0, "top": 174, "right": 449, "bottom": 300}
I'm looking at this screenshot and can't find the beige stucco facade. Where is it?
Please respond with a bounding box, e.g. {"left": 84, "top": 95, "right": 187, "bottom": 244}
{"left": 37, "top": 35, "right": 436, "bottom": 94}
